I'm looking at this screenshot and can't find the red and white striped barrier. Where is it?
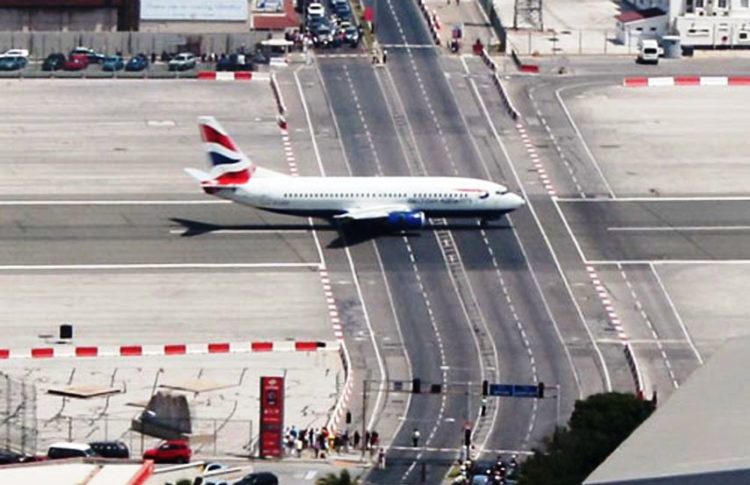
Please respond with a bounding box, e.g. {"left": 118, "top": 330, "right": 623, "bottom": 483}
{"left": 0, "top": 340, "right": 339, "bottom": 360}
{"left": 623, "top": 343, "right": 645, "bottom": 399}
{"left": 623, "top": 75, "right": 750, "bottom": 87}
{"left": 197, "top": 71, "right": 254, "bottom": 81}
{"left": 417, "top": 0, "right": 441, "bottom": 46}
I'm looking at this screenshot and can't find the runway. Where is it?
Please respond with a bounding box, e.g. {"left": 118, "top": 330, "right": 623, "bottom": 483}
{"left": 556, "top": 198, "right": 750, "bottom": 262}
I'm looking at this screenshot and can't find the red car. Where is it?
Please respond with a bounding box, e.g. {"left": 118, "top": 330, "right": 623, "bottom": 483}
{"left": 143, "top": 439, "right": 191, "bottom": 464}
{"left": 63, "top": 53, "right": 89, "bottom": 71}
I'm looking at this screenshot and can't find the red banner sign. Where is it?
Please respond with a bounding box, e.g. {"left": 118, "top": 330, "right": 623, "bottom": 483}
{"left": 259, "top": 376, "right": 285, "bottom": 458}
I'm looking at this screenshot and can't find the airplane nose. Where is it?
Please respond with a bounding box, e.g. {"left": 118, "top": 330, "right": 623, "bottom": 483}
{"left": 510, "top": 193, "right": 526, "bottom": 209}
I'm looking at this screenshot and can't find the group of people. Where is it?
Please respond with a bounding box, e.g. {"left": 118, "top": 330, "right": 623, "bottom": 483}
{"left": 282, "top": 425, "right": 381, "bottom": 459}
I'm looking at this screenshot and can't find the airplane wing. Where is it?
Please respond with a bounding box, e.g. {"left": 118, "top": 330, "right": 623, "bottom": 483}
{"left": 334, "top": 205, "right": 412, "bottom": 221}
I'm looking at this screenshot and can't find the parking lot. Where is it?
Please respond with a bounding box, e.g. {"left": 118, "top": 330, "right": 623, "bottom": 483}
{"left": 0, "top": 77, "right": 342, "bottom": 458}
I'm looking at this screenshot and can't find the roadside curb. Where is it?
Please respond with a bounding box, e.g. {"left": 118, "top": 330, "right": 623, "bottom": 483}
{"left": 416, "top": 0, "right": 442, "bottom": 46}
{"left": 623, "top": 75, "right": 750, "bottom": 87}
{"left": 479, "top": 48, "right": 521, "bottom": 121}
{"left": 0, "top": 340, "right": 340, "bottom": 360}
{"left": 197, "top": 71, "right": 271, "bottom": 81}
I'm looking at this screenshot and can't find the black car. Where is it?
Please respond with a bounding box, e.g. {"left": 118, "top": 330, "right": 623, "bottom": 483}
{"left": 42, "top": 53, "right": 66, "bottom": 71}
{"left": 0, "top": 450, "right": 28, "bottom": 465}
{"left": 89, "top": 440, "right": 130, "bottom": 459}
{"left": 234, "top": 472, "right": 279, "bottom": 485}
{"left": 217, "top": 53, "right": 254, "bottom": 72}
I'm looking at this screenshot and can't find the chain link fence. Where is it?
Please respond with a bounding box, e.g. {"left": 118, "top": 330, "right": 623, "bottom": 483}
{"left": 0, "top": 373, "right": 37, "bottom": 455}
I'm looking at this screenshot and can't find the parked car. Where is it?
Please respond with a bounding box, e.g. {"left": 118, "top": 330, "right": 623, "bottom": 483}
{"left": 125, "top": 54, "right": 149, "bottom": 71}
{"left": 70, "top": 46, "right": 105, "bottom": 64}
{"left": 88, "top": 440, "right": 129, "bottom": 459}
{"left": 234, "top": 472, "right": 279, "bottom": 485}
{"left": 63, "top": 53, "right": 89, "bottom": 71}
{"left": 216, "top": 53, "right": 254, "bottom": 71}
{"left": 47, "top": 442, "right": 97, "bottom": 460}
{"left": 0, "top": 56, "right": 27, "bottom": 71}
{"left": 142, "top": 439, "right": 191, "bottom": 464}
{"left": 102, "top": 55, "right": 124, "bottom": 71}
{"left": 42, "top": 53, "right": 66, "bottom": 71}
{"left": 0, "top": 450, "right": 29, "bottom": 465}
{"left": 168, "top": 52, "right": 196, "bottom": 71}
{"left": 0, "top": 48, "right": 29, "bottom": 59}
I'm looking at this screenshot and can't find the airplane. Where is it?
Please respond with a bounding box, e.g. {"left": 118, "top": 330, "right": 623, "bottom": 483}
{"left": 185, "top": 117, "right": 525, "bottom": 229}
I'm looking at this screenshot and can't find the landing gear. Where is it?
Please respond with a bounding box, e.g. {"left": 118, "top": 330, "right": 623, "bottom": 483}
{"left": 479, "top": 218, "right": 490, "bottom": 227}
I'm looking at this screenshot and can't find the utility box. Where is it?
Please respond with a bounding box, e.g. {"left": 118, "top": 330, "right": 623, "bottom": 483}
{"left": 59, "top": 324, "right": 73, "bottom": 340}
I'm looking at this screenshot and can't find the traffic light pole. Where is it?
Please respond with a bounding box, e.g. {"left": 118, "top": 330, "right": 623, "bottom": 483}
{"left": 361, "top": 378, "right": 368, "bottom": 460}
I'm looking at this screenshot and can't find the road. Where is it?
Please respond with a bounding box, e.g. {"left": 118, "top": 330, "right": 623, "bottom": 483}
{"left": 311, "top": 0, "right": 600, "bottom": 482}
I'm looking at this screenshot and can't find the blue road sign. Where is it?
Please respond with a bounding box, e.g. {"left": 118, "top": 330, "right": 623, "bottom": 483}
{"left": 513, "top": 385, "right": 539, "bottom": 398}
{"left": 489, "top": 384, "right": 514, "bottom": 397}
{"left": 488, "top": 383, "right": 539, "bottom": 398}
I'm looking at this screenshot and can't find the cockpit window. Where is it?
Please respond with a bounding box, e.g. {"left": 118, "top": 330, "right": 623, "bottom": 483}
{"left": 495, "top": 189, "right": 509, "bottom": 195}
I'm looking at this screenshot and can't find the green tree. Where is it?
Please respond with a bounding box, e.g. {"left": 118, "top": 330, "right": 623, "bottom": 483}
{"left": 316, "top": 469, "right": 355, "bottom": 485}
{"left": 518, "top": 392, "right": 655, "bottom": 485}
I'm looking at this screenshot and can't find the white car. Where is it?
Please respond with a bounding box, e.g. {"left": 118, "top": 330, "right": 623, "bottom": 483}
{"left": 0, "top": 49, "right": 29, "bottom": 59}
{"left": 307, "top": 2, "right": 325, "bottom": 17}
{"left": 168, "top": 52, "right": 197, "bottom": 71}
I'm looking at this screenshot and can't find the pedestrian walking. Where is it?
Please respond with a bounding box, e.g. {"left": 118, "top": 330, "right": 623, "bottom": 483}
{"left": 411, "top": 428, "right": 421, "bottom": 447}
{"left": 382, "top": 49, "right": 388, "bottom": 64}
{"left": 353, "top": 430, "right": 361, "bottom": 450}
{"left": 295, "top": 437, "right": 303, "bottom": 457}
{"left": 378, "top": 447, "right": 386, "bottom": 469}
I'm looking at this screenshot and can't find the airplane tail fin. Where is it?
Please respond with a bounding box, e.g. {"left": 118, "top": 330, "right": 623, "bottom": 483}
{"left": 198, "top": 116, "right": 255, "bottom": 186}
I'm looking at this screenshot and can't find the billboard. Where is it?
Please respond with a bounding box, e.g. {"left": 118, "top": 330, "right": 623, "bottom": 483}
{"left": 141, "top": 0, "right": 248, "bottom": 21}
{"left": 259, "top": 376, "right": 284, "bottom": 458}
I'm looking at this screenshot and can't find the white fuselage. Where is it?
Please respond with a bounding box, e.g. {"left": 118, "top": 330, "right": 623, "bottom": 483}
{"left": 210, "top": 176, "right": 525, "bottom": 219}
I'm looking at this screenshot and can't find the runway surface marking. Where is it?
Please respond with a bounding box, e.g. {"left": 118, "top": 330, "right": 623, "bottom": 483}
{"left": 0, "top": 263, "right": 321, "bottom": 270}
{"left": 556, "top": 196, "right": 750, "bottom": 202}
{"left": 617, "top": 265, "right": 679, "bottom": 390}
{"left": 608, "top": 226, "right": 750, "bottom": 232}
{"left": 0, "top": 200, "right": 229, "bottom": 205}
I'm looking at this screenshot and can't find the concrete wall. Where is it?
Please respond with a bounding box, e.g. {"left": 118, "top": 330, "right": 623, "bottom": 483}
{"left": 0, "top": 7, "right": 118, "bottom": 31}
{"left": 139, "top": 19, "right": 254, "bottom": 34}
{"left": 0, "top": 31, "right": 267, "bottom": 58}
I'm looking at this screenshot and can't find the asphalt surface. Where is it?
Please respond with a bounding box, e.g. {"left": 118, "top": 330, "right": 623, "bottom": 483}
{"left": 313, "top": 0, "right": 593, "bottom": 482}
{"left": 0, "top": 202, "right": 323, "bottom": 266}
{"left": 557, "top": 199, "right": 750, "bottom": 262}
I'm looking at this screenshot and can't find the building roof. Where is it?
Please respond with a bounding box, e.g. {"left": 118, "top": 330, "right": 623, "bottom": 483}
{"left": 585, "top": 337, "right": 750, "bottom": 484}
{"left": 253, "top": 0, "right": 299, "bottom": 30}
{"left": 616, "top": 7, "right": 666, "bottom": 23}
{"left": 0, "top": 461, "right": 149, "bottom": 485}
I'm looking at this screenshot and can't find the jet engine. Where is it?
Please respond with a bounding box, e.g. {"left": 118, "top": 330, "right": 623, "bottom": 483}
{"left": 386, "top": 211, "right": 426, "bottom": 230}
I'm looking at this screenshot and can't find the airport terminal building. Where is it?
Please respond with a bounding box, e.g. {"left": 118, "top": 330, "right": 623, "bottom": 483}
{"left": 619, "top": 0, "right": 750, "bottom": 47}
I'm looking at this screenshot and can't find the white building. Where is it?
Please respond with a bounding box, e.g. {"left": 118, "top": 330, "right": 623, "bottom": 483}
{"left": 617, "top": 0, "right": 750, "bottom": 47}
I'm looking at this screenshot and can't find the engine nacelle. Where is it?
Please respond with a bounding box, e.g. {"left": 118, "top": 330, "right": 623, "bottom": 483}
{"left": 386, "top": 211, "right": 426, "bottom": 229}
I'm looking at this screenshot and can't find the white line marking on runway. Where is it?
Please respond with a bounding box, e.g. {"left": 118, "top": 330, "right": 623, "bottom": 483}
{"left": 556, "top": 196, "right": 750, "bottom": 202}
{"left": 0, "top": 263, "right": 321, "bottom": 270}
{"left": 608, "top": 226, "right": 750, "bottom": 232}
{"left": 0, "top": 200, "right": 230, "bottom": 205}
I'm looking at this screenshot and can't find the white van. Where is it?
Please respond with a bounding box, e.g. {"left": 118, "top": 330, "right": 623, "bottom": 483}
{"left": 47, "top": 442, "right": 97, "bottom": 460}
{"left": 637, "top": 39, "right": 660, "bottom": 64}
